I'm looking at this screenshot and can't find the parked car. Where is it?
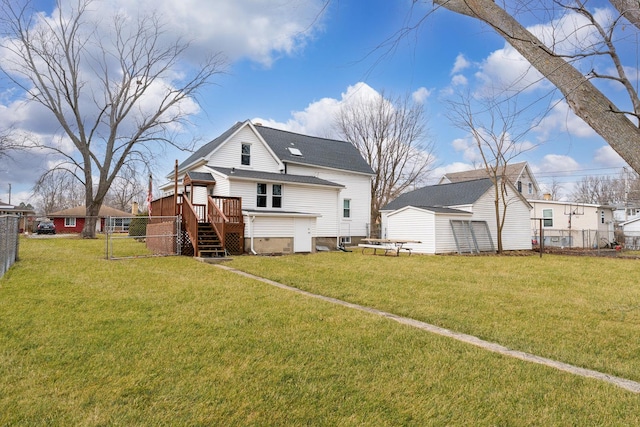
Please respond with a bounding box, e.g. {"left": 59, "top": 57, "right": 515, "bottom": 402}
{"left": 36, "top": 221, "right": 56, "bottom": 235}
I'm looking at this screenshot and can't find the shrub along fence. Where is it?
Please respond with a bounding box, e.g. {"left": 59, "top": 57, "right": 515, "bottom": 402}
{"left": 0, "top": 215, "right": 20, "bottom": 279}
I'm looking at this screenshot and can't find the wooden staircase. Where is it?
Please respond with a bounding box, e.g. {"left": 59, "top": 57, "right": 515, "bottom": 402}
{"left": 196, "top": 222, "right": 226, "bottom": 258}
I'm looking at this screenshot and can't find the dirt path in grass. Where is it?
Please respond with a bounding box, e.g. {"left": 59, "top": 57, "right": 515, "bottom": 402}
{"left": 216, "top": 264, "right": 640, "bottom": 394}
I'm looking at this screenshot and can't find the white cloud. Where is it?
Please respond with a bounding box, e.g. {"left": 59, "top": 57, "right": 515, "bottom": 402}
{"left": 412, "top": 87, "right": 431, "bottom": 104}
{"left": 450, "top": 74, "right": 468, "bottom": 86}
{"left": 426, "top": 162, "right": 474, "bottom": 185}
{"left": 451, "top": 136, "right": 483, "bottom": 163}
{"left": 451, "top": 54, "right": 470, "bottom": 74}
{"left": 475, "top": 44, "right": 546, "bottom": 94}
{"left": 533, "top": 99, "right": 596, "bottom": 139}
{"left": 82, "top": 0, "right": 327, "bottom": 67}
{"left": 593, "top": 145, "right": 627, "bottom": 167}
{"left": 537, "top": 154, "right": 580, "bottom": 174}
{"left": 254, "top": 82, "right": 381, "bottom": 138}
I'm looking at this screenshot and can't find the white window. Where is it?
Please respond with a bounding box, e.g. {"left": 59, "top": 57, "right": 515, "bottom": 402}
{"left": 542, "top": 209, "right": 553, "bottom": 227}
{"left": 340, "top": 236, "right": 351, "bottom": 244}
{"left": 517, "top": 181, "right": 522, "bottom": 192}
{"left": 528, "top": 182, "right": 533, "bottom": 194}
{"left": 65, "top": 217, "right": 76, "bottom": 227}
{"left": 343, "top": 199, "right": 351, "bottom": 218}
{"left": 241, "top": 143, "right": 251, "bottom": 166}
{"left": 272, "top": 184, "right": 282, "bottom": 208}
{"left": 257, "top": 183, "right": 267, "bottom": 207}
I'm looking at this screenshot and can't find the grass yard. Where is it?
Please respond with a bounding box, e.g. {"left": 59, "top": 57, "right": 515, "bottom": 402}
{"left": 0, "top": 237, "right": 639, "bottom": 425}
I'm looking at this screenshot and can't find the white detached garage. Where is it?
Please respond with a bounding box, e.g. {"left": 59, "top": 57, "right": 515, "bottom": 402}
{"left": 381, "top": 178, "right": 532, "bottom": 254}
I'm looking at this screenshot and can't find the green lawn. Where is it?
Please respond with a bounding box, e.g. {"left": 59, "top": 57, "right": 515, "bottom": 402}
{"left": 1, "top": 237, "right": 639, "bottom": 425}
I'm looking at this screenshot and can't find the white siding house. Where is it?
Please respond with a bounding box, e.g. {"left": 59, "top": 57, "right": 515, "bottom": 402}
{"left": 160, "top": 120, "right": 374, "bottom": 254}
{"left": 529, "top": 199, "right": 616, "bottom": 248}
{"left": 381, "top": 178, "right": 532, "bottom": 254}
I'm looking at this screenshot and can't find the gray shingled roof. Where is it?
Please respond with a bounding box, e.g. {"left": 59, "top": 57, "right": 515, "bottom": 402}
{"left": 383, "top": 178, "right": 494, "bottom": 211}
{"left": 186, "top": 171, "right": 216, "bottom": 183}
{"left": 253, "top": 125, "right": 374, "bottom": 175}
{"left": 177, "top": 120, "right": 374, "bottom": 176}
{"left": 442, "top": 162, "right": 527, "bottom": 183}
{"left": 208, "top": 166, "right": 344, "bottom": 188}
{"left": 178, "top": 121, "right": 244, "bottom": 170}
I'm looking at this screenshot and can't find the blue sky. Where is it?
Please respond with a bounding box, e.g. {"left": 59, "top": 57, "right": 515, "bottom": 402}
{"left": 0, "top": 0, "right": 630, "bottom": 206}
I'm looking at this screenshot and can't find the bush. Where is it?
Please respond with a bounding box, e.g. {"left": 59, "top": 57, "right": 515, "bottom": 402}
{"left": 128, "top": 215, "right": 149, "bottom": 237}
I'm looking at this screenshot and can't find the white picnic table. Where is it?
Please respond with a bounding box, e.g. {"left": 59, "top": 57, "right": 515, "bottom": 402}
{"left": 358, "top": 238, "right": 420, "bottom": 256}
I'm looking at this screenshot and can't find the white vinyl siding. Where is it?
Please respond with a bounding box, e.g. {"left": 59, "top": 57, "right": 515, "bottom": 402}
{"left": 208, "top": 126, "right": 281, "bottom": 172}
{"left": 245, "top": 215, "right": 317, "bottom": 238}
{"left": 471, "top": 190, "right": 532, "bottom": 251}
{"left": 288, "top": 164, "right": 371, "bottom": 237}
{"left": 385, "top": 206, "right": 473, "bottom": 254}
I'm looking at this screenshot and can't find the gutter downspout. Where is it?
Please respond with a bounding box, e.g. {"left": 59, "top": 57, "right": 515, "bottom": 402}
{"left": 250, "top": 215, "right": 257, "bottom": 255}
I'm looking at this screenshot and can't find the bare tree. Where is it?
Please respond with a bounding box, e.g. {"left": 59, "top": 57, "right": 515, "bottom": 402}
{"left": 334, "top": 91, "right": 434, "bottom": 232}
{"left": 103, "top": 165, "right": 146, "bottom": 212}
{"left": 569, "top": 170, "right": 640, "bottom": 205}
{"left": 0, "top": 128, "right": 25, "bottom": 160}
{"left": 447, "top": 91, "right": 537, "bottom": 252}
{"left": 541, "top": 178, "right": 564, "bottom": 201}
{"left": 32, "top": 169, "right": 84, "bottom": 216}
{"left": 0, "top": 0, "right": 226, "bottom": 237}
{"left": 430, "top": 0, "right": 640, "bottom": 174}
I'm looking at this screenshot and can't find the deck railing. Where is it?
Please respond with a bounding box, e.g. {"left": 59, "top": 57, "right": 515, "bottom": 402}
{"left": 181, "top": 197, "right": 199, "bottom": 256}
{"left": 150, "top": 194, "right": 244, "bottom": 255}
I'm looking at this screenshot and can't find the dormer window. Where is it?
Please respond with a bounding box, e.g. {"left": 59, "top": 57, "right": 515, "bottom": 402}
{"left": 241, "top": 143, "right": 251, "bottom": 166}
{"left": 517, "top": 180, "right": 522, "bottom": 193}
{"left": 528, "top": 182, "right": 533, "bottom": 194}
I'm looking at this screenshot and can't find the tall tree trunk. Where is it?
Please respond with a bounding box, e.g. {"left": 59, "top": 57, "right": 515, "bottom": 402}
{"left": 434, "top": 0, "right": 640, "bottom": 174}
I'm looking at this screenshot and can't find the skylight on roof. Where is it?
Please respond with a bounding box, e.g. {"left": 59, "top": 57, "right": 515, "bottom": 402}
{"left": 288, "top": 147, "right": 302, "bottom": 156}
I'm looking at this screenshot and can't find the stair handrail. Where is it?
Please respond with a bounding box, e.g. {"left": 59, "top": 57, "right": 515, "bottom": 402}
{"left": 182, "top": 197, "right": 199, "bottom": 255}
{"left": 207, "top": 196, "right": 227, "bottom": 248}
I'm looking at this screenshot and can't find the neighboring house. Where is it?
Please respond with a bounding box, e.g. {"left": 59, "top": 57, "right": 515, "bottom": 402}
{"left": 158, "top": 120, "right": 374, "bottom": 255}
{"left": 439, "top": 161, "right": 541, "bottom": 199}
{"left": 528, "top": 199, "right": 616, "bottom": 248}
{"left": 48, "top": 205, "right": 132, "bottom": 233}
{"left": 0, "top": 200, "right": 36, "bottom": 233}
{"left": 380, "top": 178, "right": 532, "bottom": 254}
{"left": 612, "top": 203, "right": 640, "bottom": 224}
{"left": 619, "top": 216, "right": 640, "bottom": 249}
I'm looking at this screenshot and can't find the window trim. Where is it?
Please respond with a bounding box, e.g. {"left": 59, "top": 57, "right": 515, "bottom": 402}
{"left": 241, "top": 143, "right": 251, "bottom": 166}
{"left": 256, "top": 182, "right": 267, "bottom": 208}
{"left": 272, "top": 184, "right": 282, "bottom": 209}
{"left": 65, "top": 217, "right": 76, "bottom": 227}
{"left": 542, "top": 208, "right": 553, "bottom": 227}
{"left": 343, "top": 199, "right": 351, "bottom": 218}
{"left": 528, "top": 182, "right": 533, "bottom": 194}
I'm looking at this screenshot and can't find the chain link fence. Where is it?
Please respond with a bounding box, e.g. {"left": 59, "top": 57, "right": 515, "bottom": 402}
{"left": 105, "top": 215, "right": 183, "bottom": 260}
{"left": 0, "top": 215, "right": 20, "bottom": 279}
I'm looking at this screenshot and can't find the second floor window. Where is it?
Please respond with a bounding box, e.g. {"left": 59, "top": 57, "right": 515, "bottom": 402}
{"left": 257, "top": 183, "right": 267, "bottom": 207}
{"left": 528, "top": 182, "right": 533, "bottom": 194}
{"left": 241, "top": 143, "right": 251, "bottom": 166}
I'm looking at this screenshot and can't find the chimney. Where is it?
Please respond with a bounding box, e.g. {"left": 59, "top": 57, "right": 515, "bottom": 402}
{"left": 131, "top": 201, "right": 139, "bottom": 215}
{"left": 543, "top": 193, "right": 552, "bottom": 201}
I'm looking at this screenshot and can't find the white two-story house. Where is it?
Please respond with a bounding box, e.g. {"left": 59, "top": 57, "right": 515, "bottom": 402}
{"left": 158, "top": 120, "right": 374, "bottom": 256}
